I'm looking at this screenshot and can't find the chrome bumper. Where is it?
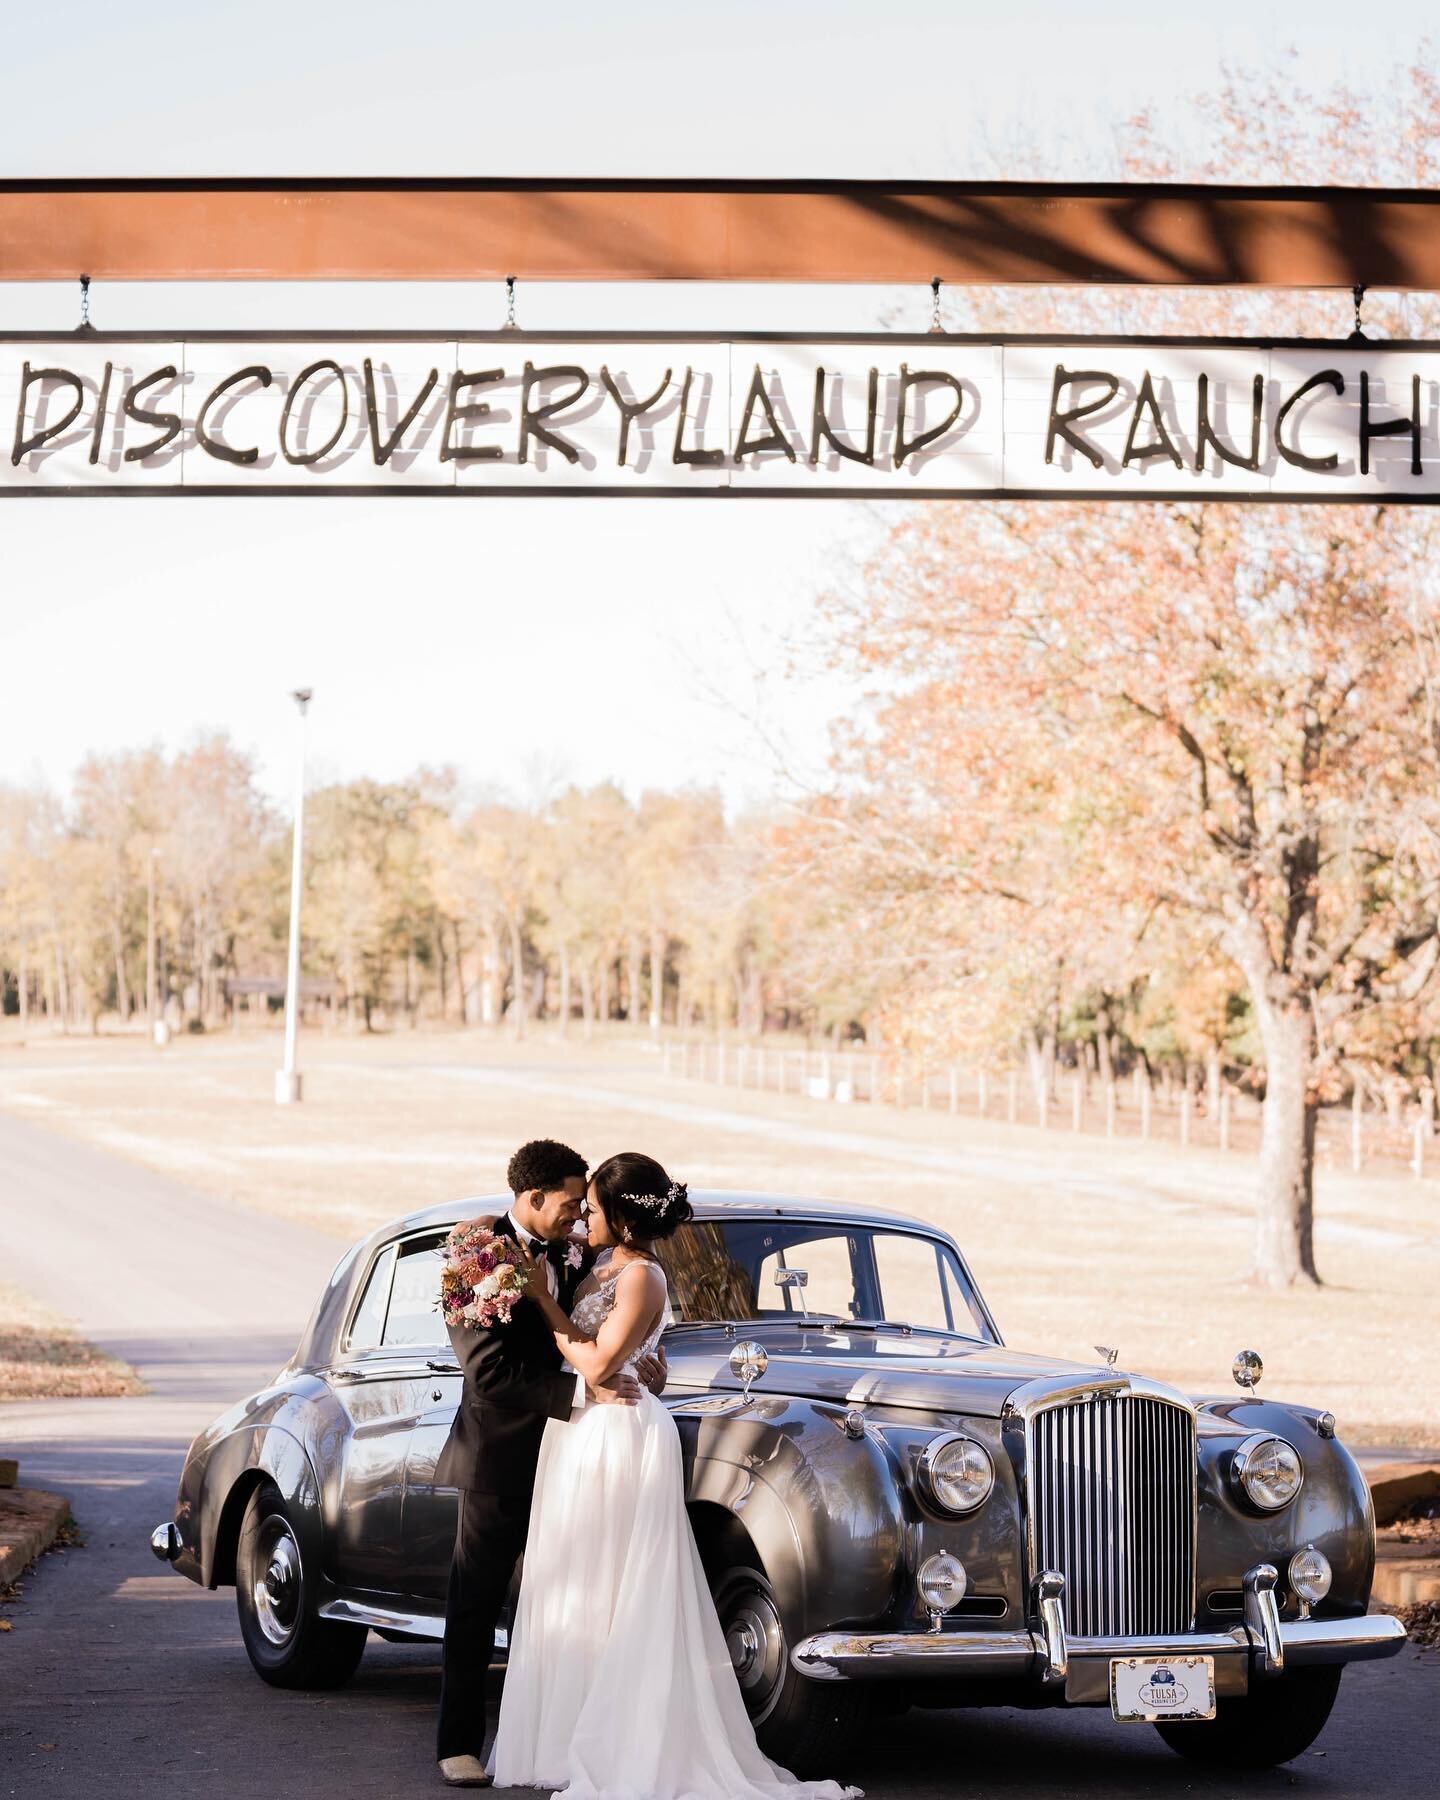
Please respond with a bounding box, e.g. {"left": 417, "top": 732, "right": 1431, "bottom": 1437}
{"left": 791, "top": 1566, "right": 1408, "bottom": 1699}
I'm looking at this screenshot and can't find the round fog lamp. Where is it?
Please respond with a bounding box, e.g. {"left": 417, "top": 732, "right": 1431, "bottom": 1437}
{"left": 917, "top": 1551, "right": 968, "bottom": 1615}
{"left": 1289, "top": 1546, "right": 1332, "bottom": 1604}
{"left": 921, "top": 1434, "right": 994, "bottom": 1514}
{"left": 1233, "top": 1434, "right": 1304, "bottom": 1511}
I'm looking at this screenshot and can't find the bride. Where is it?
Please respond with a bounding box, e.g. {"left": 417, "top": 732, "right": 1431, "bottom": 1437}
{"left": 492, "top": 1151, "right": 860, "bottom": 1800}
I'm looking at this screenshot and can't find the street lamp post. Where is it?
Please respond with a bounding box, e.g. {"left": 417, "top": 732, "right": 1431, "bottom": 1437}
{"left": 145, "top": 846, "right": 165, "bottom": 1045}
{"left": 276, "top": 688, "right": 313, "bottom": 1105}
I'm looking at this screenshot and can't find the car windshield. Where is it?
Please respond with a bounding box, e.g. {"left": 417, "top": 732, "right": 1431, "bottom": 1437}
{"left": 652, "top": 1218, "right": 995, "bottom": 1341}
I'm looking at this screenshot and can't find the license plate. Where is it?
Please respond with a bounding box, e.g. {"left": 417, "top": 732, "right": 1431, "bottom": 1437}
{"left": 1110, "top": 1654, "right": 1216, "bottom": 1722}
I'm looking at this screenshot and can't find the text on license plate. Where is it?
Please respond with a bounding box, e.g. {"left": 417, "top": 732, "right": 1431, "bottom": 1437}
{"left": 1110, "top": 1654, "right": 1216, "bottom": 1722}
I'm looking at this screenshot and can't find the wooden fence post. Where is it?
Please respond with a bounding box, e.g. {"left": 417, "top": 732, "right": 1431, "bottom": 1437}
{"left": 1007, "top": 1069, "right": 1018, "bottom": 1123}
{"left": 1071, "top": 1072, "right": 1083, "bottom": 1131}
{"left": 1351, "top": 1084, "right": 1363, "bottom": 1172}
{"left": 1219, "top": 1090, "right": 1231, "bottom": 1151}
{"left": 1105, "top": 1082, "right": 1117, "bottom": 1138}
{"left": 1180, "top": 1088, "right": 1192, "bottom": 1150}
{"left": 1416, "top": 1087, "right": 1436, "bottom": 1178}
{"left": 1037, "top": 1082, "right": 1049, "bottom": 1130}
{"left": 1140, "top": 1080, "right": 1152, "bottom": 1141}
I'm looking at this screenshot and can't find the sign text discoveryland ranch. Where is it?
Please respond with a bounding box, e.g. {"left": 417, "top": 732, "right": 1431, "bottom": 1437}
{"left": 5, "top": 334, "right": 1440, "bottom": 500}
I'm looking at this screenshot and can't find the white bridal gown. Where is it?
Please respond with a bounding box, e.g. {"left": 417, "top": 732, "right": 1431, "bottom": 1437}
{"left": 490, "top": 1255, "right": 861, "bottom": 1800}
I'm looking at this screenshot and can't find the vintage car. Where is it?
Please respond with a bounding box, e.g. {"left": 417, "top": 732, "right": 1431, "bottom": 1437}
{"left": 151, "top": 1192, "right": 1404, "bottom": 1771}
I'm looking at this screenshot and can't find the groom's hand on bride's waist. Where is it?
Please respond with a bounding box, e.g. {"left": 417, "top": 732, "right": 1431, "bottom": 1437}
{"left": 587, "top": 1373, "right": 643, "bottom": 1406}
{"left": 634, "top": 1346, "right": 667, "bottom": 1395}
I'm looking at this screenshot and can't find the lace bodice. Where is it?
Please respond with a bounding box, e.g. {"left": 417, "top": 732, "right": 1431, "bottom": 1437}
{"left": 570, "top": 1254, "right": 670, "bottom": 1370}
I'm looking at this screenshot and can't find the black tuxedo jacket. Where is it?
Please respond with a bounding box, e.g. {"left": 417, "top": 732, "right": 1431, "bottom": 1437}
{"left": 433, "top": 1212, "right": 595, "bottom": 1497}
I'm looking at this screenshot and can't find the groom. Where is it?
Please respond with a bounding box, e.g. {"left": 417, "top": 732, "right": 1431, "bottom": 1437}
{"left": 434, "top": 1137, "right": 667, "bottom": 1788}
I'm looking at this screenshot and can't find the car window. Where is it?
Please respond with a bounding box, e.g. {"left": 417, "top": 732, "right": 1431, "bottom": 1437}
{"left": 348, "top": 1243, "right": 397, "bottom": 1350}
{"left": 656, "top": 1219, "right": 995, "bottom": 1341}
{"left": 873, "top": 1234, "right": 952, "bottom": 1331}
{"left": 758, "top": 1234, "right": 858, "bottom": 1319}
{"left": 382, "top": 1234, "right": 448, "bottom": 1347}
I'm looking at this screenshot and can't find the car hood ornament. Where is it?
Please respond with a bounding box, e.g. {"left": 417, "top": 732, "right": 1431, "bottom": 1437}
{"left": 1094, "top": 1345, "right": 1119, "bottom": 1369}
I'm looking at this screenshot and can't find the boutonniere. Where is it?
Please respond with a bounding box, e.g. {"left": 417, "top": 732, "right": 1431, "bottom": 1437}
{"left": 564, "top": 1240, "right": 585, "bottom": 1270}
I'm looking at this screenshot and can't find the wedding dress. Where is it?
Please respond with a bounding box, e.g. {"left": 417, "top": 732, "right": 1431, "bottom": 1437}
{"left": 489, "top": 1254, "right": 860, "bottom": 1800}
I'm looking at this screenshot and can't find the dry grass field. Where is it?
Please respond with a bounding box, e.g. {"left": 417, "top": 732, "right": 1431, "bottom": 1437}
{"left": 0, "top": 1279, "right": 144, "bottom": 1402}
{"left": 1, "top": 1023, "right": 1436, "bottom": 1445}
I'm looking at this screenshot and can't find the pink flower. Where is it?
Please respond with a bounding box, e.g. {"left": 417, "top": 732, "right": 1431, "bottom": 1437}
{"left": 565, "top": 1241, "right": 585, "bottom": 1270}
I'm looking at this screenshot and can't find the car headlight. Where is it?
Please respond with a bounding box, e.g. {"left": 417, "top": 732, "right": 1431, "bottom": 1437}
{"left": 917, "top": 1551, "right": 968, "bottom": 1614}
{"left": 1289, "top": 1546, "right": 1332, "bottom": 1603}
{"left": 1232, "top": 1433, "right": 1304, "bottom": 1511}
{"left": 919, "top": 1434, "right": 994, "bottom": 1514}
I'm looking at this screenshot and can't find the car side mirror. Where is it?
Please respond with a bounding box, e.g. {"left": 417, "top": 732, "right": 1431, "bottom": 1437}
{"left": 728, "top": 1340, "right": 769, "bottom": 1398}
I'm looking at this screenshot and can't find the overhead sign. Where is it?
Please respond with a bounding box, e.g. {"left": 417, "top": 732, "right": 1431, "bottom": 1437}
{"left": 4, "top": 333, "right": 1439, "bottom": 500}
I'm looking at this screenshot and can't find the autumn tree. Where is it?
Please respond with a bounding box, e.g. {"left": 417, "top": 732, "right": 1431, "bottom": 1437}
{"left": 820, "top": 495, "right": 1440, "bottom": 1285}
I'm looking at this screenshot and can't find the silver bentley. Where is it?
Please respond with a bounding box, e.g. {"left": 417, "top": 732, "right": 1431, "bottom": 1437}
{"left": 151, "top": 1193, "right": 1404, "bottom": 1771}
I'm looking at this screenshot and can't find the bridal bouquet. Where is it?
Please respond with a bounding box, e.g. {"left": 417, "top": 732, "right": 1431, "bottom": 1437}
{"left": 438, "top": 1219, "right": 533, "bottom": 1329}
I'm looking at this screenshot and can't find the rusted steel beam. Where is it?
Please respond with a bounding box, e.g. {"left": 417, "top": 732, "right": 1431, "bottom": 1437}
{"left": 1, "top": 179, "right": 1438, "bottom": 287}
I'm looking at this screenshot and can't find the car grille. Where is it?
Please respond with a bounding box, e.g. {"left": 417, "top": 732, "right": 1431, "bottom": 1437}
{"left": 1029, "top": 1394, "right": 1196, "bottom": 1638}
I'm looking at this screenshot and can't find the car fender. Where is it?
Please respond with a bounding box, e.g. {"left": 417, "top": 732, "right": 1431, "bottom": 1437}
{"left": 194, "top": 1424, "right": 324, "bottom": 1590}
{"left": 1195, "top": 1398, "right": 1375, "bottom": 1611}
{"left": 676, "top": 1394, "right": 905, "bottom": 1639}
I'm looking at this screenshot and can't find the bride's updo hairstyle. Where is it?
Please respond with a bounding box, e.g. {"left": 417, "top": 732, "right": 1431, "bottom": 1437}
{"left": 591, "top": 1152, "right": 693, "bottom": 1244}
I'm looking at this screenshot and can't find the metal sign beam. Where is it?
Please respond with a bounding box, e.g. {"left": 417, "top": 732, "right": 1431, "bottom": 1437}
{"left": 2, "top": 179, "right": 1439, "bottom": 287}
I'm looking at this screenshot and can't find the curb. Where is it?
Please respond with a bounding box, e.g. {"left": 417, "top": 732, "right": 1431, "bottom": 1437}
{"left": 1366, "top": 1463, "right": 1440, "bottom": 1609}
{"left": 0, "top": 1488, "right": 72, "bottom": 1588}
{"left": 1373, "top": 1542, "right": 1440, "bottom": 1607}
{"left": 1366, "top": 1461, "right": 1440, "bottom": 1527}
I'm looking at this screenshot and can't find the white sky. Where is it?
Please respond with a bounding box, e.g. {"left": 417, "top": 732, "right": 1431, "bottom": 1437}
{"left": 1, "top": 1, "right": 1435, "bottom": 812}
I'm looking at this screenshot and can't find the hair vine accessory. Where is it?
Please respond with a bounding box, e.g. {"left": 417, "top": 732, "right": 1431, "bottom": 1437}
{"left": 620, "top": 1180, "right": 686, "bottom": 1214}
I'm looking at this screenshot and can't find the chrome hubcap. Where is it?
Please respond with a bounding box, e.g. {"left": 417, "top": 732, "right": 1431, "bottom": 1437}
{"left": 251, "top": 1514, "right": 302, "bottom": 1646}
{"left": 719, "top": 1579, "right": 785, "bottom": 1721}
{"left": 726, "top": 1618, "right": 761, "bottom": 1677}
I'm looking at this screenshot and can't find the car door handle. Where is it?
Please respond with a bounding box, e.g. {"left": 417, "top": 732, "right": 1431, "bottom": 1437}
{"left": 327, "top": 1366, "right": 366, "bottom": 1383}
{"left": 426, "top": 1360, "right": 460, "bottom": 1374}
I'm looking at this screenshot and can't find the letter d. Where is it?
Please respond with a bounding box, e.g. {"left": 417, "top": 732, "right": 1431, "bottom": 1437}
{"left": 12, "top": 363, "right": 86, "bottom": 464}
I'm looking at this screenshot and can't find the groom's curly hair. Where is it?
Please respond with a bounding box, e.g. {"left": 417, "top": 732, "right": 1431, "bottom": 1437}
{"left": 507, "top": 1138, "right": 588, "bottom": 1195}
